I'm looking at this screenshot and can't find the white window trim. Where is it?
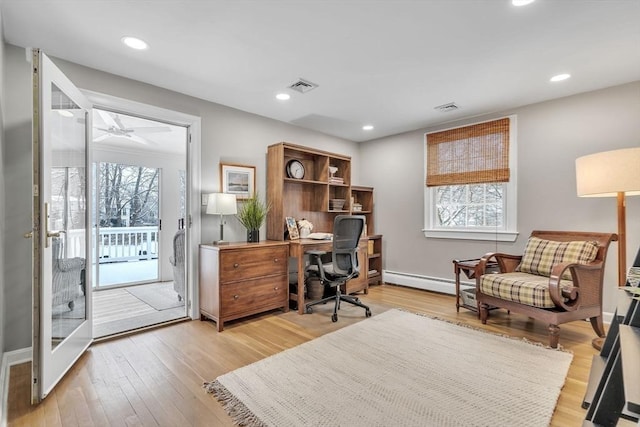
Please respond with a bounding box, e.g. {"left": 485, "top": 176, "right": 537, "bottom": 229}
{"left": 423, "top": 115, "right": 518, "bottom": 242}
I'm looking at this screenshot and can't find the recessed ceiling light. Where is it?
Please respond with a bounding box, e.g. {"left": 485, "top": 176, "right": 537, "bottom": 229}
{"left": 550, "top": 73, "right": 571, "bottom": 82}
{"left": 121, "top": 36, "right": 148, "bottom": 50}
{"left": 362, "top": 125, "right": 374, "bottom": 131}
{"left": 512, "top": 0, "right": 535, "bottom": 6}
{"left": 276, "top": 93, "right": 290, "bottom": 101}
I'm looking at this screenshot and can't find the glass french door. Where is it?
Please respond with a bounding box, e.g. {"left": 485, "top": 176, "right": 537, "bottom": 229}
{"left": 31, "top": 50, "right": 92, "bottom": 402}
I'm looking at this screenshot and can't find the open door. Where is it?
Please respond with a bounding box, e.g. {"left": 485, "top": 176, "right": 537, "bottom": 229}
{"left": 31, "top": 49, "right": 93, "bottom": 402}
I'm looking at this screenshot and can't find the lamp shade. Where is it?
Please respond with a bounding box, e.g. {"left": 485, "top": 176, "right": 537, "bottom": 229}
{"left": 576, "top": 147, "right": 640, "bottom": 197}
{"left": 206, "top": 193, "right": 237, "bottom": 215}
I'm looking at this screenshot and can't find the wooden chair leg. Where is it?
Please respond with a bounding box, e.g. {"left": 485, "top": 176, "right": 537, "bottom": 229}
{"left": 589, "top": 316, "right": 606, "bottom": 351}
{"left": 479, "top": 303, "right": 489, "bottom": 324}
{"left": 589, "top": 316, "right": 606, "bottom": 338}
{"left": 548, "top": 324, "right": 560, "bottom": 348}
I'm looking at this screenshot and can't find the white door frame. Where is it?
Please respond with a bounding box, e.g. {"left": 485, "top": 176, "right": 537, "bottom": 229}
{"left": 82, "top": 90, "right": 202, "bottom": 320}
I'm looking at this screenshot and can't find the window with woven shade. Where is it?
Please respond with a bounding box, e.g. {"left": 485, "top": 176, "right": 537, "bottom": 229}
{"left": 424, "top": 116, "right": 518, "bottom": 242}
{"left": 426, "top": 117, "right": 510, "bottom": 187}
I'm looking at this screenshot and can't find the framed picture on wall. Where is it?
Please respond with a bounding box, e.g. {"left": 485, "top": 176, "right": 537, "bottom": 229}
{"left": 220, "top": 163, "right": 255, "bottom": 200}
{"left": 285, "top": 216, "right": 299, "bottom": 240}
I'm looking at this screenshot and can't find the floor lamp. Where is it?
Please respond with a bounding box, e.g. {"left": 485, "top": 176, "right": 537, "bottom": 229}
{"left": 576, "top": 147, "right": 640, "bottom": 285}
{"left": 576, "top": 147, "right": 640, "bottom": 349}
{"left": 206, "top": 193, "right": 237, "bottom": 245}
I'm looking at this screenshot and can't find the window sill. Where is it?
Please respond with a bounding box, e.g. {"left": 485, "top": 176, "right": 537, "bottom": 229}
{"left": 423, "top": 229, "right": 519, "bottom": 242}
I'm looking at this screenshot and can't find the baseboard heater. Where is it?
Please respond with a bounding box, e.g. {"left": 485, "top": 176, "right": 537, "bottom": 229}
{"left": 382, "top": 270, "right": 465, "bottom": 295}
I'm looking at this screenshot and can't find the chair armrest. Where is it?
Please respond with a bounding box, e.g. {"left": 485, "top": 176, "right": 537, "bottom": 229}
{"left": 476, "top": 252, "right": 522, "bottom": 275}
{"left": 306, "top": 250, "right": 328, "bottom": 281}
{"left": 548, "top": 261, "right": 602, "bottom": 310}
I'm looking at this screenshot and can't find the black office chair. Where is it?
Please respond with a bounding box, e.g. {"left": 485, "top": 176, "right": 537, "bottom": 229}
{"left": 304, "top": 215, "right": 372, "bottom": 322}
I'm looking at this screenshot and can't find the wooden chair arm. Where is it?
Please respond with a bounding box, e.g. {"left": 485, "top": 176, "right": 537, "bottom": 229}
{"left": 548, "top": 261, "right": 602, "bottom": 310}
{"left": 477, "top": 252, "right": 522, "bottom": 275}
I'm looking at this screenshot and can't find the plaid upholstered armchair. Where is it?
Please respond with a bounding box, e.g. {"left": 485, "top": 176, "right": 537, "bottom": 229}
{"left": 475, "top": 230, "right": 617, "bottom": 348}
{"left": 52, "top": 236, "right": 85, "bottom": 310}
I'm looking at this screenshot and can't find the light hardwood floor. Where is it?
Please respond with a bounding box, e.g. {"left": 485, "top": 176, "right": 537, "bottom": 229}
{"left": 7, "top": 284, "right": 597, "bottom": 426}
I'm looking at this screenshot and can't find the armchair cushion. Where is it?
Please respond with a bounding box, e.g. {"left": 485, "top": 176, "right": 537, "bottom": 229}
{"left": 480, "top": 272, "right": 574, "bottom": 308}
{"left": 515, "top": 236, "right": 598, "bottom": 279}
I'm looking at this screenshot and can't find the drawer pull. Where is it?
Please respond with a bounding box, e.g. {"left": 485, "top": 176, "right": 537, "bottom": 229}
{"left": 233, "top": 295, "right": 239, "bottom": 300}
{"left": 233, "top": 263, "right": 239, "bottom": 268}
{"left": 274, "top": 287, "right": 279, "bottom": 291}
{"left": 274, "top": 258, "right": 278, "bottom": 263}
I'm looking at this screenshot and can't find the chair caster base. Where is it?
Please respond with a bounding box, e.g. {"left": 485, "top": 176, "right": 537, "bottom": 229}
{"left": 365, "top": 309, "right": 371, "bottom": 318}
{"left": 331, "top": 313, "right": 338, "bottom": 322}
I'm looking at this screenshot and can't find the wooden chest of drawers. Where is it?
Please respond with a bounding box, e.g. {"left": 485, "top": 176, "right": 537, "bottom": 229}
{"left": 199, "top": 241, "right": 289, "bottom": 331}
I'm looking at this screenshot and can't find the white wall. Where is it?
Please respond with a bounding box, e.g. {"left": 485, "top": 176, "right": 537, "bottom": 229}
{"left": 360, "top": 81, "right": 640, "bottom": 313}
{"left": 0, "top": 2, "right": 7, "bottom": 357}
{"left": 2, "top": 45, "right": 32, "bottom": 353}
{"left": 1, "top": 43, "right": 361, "bottom": 351}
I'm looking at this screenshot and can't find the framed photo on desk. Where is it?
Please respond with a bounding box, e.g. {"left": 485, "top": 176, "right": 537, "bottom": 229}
{"left": 285, "top": 216, "right": 299, "bottom": 240}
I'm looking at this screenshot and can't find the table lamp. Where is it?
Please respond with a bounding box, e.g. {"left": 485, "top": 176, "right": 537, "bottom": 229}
{"left": 206, "top": 193, "right": 237, "bottom": 245}
{"left": 576, "top": 147, "right": 640, "bottom": 286}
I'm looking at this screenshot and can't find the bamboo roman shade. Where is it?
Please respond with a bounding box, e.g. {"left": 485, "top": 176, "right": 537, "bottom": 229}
{"left": 426, "top": 118, "right": 510, "bottom": 187}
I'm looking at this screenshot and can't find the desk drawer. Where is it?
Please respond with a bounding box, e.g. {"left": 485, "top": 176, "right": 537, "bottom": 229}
{"left": 220, "top": 246, "right": 288, "bottom": 282}
{"left": 220, "top": 275, "right": 287, "bottom": 317}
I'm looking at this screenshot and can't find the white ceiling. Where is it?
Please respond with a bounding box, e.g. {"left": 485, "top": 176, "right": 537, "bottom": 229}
{"left": 2, "top": 1, "right": 639, "bottom": 142}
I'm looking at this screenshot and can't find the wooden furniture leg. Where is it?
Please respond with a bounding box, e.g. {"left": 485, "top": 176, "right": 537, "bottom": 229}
{"left": 548, "top": 324, "right": 560, "bottom": 349}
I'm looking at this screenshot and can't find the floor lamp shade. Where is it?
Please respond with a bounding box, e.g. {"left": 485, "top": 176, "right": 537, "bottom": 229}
{"left": 206, "top": 193, "right": 237, "bottom": 244}
{"left": 576, "top": 147, "right": 640, "bottom": 285}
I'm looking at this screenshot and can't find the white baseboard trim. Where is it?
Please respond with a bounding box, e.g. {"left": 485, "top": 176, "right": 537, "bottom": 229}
{"left": 382, "top": 269, "right": 615, "bottom": 325}
{"left": 1, "top": 348, "right": 32, "bottom": 427}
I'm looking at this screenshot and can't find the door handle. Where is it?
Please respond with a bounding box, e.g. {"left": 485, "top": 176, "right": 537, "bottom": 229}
{"left": 24, "top": 231, "right": 33, "bottom": 239}
{"left": 44, "top": 202, "right": 64, "bottom": 248}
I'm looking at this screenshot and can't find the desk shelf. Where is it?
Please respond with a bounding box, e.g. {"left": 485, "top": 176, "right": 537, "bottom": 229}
{"left": 367, "top": 235, "right": 383, "bottom": 286}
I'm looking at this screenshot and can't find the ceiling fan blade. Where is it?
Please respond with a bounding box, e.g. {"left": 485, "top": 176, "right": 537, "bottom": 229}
{"left": 96, "top": 109, "right": 119, "bottom": 128}
{"left": 113, "top": 115, "right": 126, "bottom": 130}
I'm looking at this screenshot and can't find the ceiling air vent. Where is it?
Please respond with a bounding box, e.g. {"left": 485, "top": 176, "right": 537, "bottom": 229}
{"left": 434, "top": 102, "right": 459, "bottom": 112}
{"left": 288, "top": 78, "right": 319, "bottom": 93}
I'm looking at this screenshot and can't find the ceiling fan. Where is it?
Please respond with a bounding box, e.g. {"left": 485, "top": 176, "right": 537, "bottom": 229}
{"left": 94, "top": 110, "right": 170, "bottom": 145}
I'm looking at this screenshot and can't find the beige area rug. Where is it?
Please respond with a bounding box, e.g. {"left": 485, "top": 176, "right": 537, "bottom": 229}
{"left": 205, "top": 309, "right": 572, "bottom": 427}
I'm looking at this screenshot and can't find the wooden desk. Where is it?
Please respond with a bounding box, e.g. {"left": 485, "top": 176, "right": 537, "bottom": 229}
{"left": 289, "top": 238, "right": 368, "bottom": 314}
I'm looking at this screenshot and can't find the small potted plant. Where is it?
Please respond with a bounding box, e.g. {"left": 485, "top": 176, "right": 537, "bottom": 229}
{"left": 236, "top": 193, "right": 270, "bottom": 242}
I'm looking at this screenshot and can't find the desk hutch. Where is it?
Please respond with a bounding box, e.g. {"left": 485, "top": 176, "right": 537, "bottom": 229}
{"left": 266, "top": 142, "right": 383, "bottom": 313}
